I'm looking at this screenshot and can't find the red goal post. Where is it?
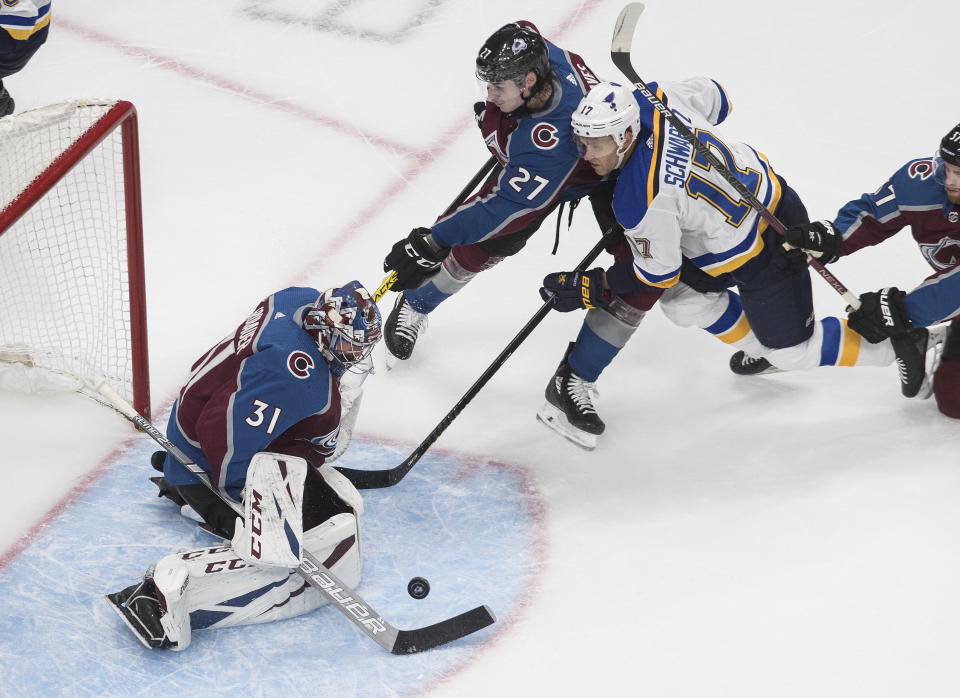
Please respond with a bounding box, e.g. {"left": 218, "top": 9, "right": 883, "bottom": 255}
{"left": 0, "top": 99, "right": 150, "bottom": 419}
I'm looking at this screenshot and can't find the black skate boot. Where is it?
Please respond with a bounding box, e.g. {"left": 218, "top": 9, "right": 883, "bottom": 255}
{"left": 106, "top": 575, "right": 176, "bottom": 650}
{"left": 917, "top": 321, "right": 956, "bottom": 399}
{"left": 537, "top": 343, "right": 604, "bottom": 450}
{"left": 0, "top": 80, "right": 13, "bottom": 118}
{"left": 384, "top": 292, "right": 428, "bottom": 360}
{"left": 891, "top": 327, "right": 929, "bottom": 398}
{"left": 729, "top": 351, "right": 778, "bottom": 376}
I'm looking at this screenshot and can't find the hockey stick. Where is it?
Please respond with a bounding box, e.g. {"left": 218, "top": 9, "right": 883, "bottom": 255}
{"left": 610, "top": 3, "right": 860, "bottom": 310}
{"left": 336, "top": 228, "right": 618, "bottom": 490}
{"left": 86, "top": 380, "right": 495, "bottom": 653}
{"left": 374, "top": 155, "right": 502, "bottom": 302}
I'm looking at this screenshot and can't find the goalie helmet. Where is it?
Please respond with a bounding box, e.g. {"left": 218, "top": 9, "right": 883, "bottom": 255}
{"left": 475, "top": 23, "right": 550, "bottom": 89}
{"left": 571, "top": 82, "right": 642, "bottom": 149}
{"left": 303, "top": 281, "right": 382, "bottom": 369}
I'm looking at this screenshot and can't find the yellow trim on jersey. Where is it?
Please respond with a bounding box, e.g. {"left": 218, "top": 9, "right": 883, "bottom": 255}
{"left": 633, "top": 263, "right": 680, "bottom": 289}
{"left": 2, "top": 10, "right": 50, "bottom": 40}
{"left": 645, "top": 88, "right": 666, "bottom": 205}
{"left": 704, "top": 230, "right": 765, "bottom": 276}
{"left": 837, "top": 321, "right": 862, "bottom": 366}
{"left": 754, "top": 152, "right": 783, "bottom": 235}
{"left": 701, "top": 154, "right": 784, "bottom": 276}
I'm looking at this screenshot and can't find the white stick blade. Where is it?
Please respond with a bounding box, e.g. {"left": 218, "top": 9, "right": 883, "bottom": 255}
{"left": 611, "top": 3, "right": 645, "bottom": 54}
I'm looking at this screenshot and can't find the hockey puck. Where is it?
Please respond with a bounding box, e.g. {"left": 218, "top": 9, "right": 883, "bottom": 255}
{"left": 407, "top": 576, "right": 430, "bottom": 599}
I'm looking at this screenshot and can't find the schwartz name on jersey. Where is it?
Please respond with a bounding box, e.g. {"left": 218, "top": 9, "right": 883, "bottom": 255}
{"left": 614, "top": 77, "right": 783, "bottom": 288}
{"left": 833, "top": 159, "right": 960, "bottom": 327}
{"left": 163, "top": 287, "right": 342, "bottom": 500}
{"left": 430, "top": 21, "right": 602, "bottom": 248}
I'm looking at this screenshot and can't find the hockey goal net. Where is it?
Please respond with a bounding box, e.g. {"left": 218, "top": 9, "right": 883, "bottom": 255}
{"left": 0, "top": 99, "right": 150, "bottom": 418}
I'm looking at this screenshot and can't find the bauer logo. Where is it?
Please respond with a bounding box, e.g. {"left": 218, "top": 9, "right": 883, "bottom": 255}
{"left": 531, "top": 122, "right": 559, "bottom": 149}
{"left": 287, "top": 350, "right": 315, "bottom": 379}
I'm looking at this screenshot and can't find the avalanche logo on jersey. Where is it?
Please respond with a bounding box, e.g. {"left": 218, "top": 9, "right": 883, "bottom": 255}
{"left": 919, "top": 236, "right": 960, "bottom": 270}
{"left": 310, "top": 426, "right": 339, "bottom": 452}
{"left": 287, "top": 350, "right": 315, "bottom": 379}
{"left": 908, "top": 159, "right": 936, "bottom": 180}
{"left": 531, "top": 122, "right": 559, "bottom": 149}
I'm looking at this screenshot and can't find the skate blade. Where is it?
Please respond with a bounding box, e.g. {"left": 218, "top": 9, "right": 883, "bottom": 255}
{"left": 918, "top": 324, "right": 949, "bottom": 400}
{"left": 105, "top": 594, "right": 159, "bottom": 650}
{"left": 536, "top": 402, "right": 597, "bottom": 451}
{"left": 384, "top": 350, "right": 399, "bottom": 371}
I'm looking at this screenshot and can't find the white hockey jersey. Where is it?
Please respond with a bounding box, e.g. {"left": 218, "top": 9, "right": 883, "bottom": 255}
{"left": 613, "top": 78, "right": 782, "bottom": 287}
{"left": 1, "top": 0, "right": 51, "bottom": 41}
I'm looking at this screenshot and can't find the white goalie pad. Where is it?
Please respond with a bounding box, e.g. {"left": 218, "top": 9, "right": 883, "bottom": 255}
{"left": 151, "top": 511, "right": 361, "bottom": 645}
{"left": 231, "top": 452, "right": 307, "bottom": 569}
{"left": 318, "top": 464, "right": 364, "bottom": 516}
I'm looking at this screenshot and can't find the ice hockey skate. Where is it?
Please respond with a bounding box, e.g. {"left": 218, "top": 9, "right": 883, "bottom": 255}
{"left": 728, "top": 351, "right": 780, "bottom": 376}
{"left": 916, "top": 323, "right": 952, "bottom": 399}
{"left": 384, "top": 292, "right": 428, "bottom": 365}
{"left": 0, "top": 81, "right": 13, "bottom": 118}
{"left": 891, "top": 327, "right": 931, "bottom": 398}
{"left": 537, "top": 343, "right": 604, "bottom": 450}
{"left": 105, "top": 575, "right": 177, "bottom": 650}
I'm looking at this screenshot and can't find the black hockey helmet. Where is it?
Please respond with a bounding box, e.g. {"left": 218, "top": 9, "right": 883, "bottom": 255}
{"left": 475, "top": 23, "right": 551, "bottom": 90}
{"left": 939, "top": 122, "right": 960, "bottom": 167}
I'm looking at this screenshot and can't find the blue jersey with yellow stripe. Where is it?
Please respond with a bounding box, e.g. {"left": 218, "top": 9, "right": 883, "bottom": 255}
{"left": 615, "top": 78, "right": 783, "bottom": 289}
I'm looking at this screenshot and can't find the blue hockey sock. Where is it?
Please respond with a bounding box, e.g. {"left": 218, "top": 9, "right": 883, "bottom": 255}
{"left": 568, "top": 322, "right": 621, "bottom": 383}
{"left": 404, "top": 280, "right": 451, "bottom": 315}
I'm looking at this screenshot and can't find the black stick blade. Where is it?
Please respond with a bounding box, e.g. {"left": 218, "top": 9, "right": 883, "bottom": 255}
{"left": 391, "top": 605, "right": 497, "bottom": 655}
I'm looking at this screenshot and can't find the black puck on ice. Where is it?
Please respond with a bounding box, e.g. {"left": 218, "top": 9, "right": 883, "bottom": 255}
{"left": 407, "top": 576, "right": 430, "bottom": 599}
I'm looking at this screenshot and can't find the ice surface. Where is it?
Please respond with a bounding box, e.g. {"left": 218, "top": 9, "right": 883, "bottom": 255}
{"left": 2, "top": 1, "right": 959, "bottom": 696}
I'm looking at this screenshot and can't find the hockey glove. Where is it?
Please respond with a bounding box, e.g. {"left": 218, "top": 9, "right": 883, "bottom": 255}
{"left": 383, "top": 227, "right": 450, "bottom": 291}
{"left": 782, "top": 220, "right": 842, "bottom": 264}
{"left": 540, "top": 268, "right": 610, "bottom": 312}
{"left": 847, "top": 287, "right": 913, "bottom": 343}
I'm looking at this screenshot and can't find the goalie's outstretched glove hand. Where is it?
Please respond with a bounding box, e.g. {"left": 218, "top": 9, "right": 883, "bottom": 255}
{"left": 383, "top": 227, "right": 450, "bottom": 291}
{"left": 847, "top": 287, "right": 913, "bottom": 343}
{"left": 540, "top": 268, "right": 609, "bottom": 312}
{"left": 782, "top": 220, "right": 842, "bottom": 264}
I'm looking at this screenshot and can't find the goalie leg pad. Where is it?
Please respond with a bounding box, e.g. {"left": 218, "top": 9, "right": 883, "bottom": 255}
{"left": 231, "top": 452, "right": 307, "bottom": 570}
{"left": 160, "top": 513, "right": 361, "bottom": 634}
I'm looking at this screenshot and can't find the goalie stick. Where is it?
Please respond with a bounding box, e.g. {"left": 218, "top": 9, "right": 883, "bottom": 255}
{"left": 336, "top": 228, "right": 618, "bottom": 490}
{"left": 610, "top": 3, "right": 860, "bottom": 310}
{"left": 85, "top": 380, "right": 495, "bottom": 654}
{"left": 374, "top": 155, "right": 502, "bottom": 302}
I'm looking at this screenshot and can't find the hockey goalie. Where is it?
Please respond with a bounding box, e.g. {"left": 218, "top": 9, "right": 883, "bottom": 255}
{"left": 106, "top": 282, "right": 380, "bottom": 650}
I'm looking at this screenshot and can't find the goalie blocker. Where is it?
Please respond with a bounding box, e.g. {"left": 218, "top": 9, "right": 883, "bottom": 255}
{"left": 107, "top": 454, "right": 364, "bottom": 651}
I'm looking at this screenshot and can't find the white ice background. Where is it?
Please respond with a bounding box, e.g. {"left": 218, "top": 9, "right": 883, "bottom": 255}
{"left": 1, "top": 1, "right": 959, "bottom": 696}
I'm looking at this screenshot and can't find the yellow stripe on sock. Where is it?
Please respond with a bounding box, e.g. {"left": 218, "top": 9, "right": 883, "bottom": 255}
{"left": 838, "top": 322, "right": 861, "bottom": 366}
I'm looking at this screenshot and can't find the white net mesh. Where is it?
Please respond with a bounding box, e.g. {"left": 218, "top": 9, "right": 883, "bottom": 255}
{"left": 0, "top": 100, "right": 141, "bottom": 407}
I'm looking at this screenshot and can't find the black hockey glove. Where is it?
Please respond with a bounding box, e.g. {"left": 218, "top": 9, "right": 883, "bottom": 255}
{"left": 782, "top": 220, "right": 842, "bottom": 264}
{"left": 473, "top": 101, "right": 486, "bottom": 126}
{"left": 383, "top": 227, "right": 450, "bottom": 291}
{"left": 540, "top": 268, "right": 610, "bottom": 312}
{"left": 847, "top": 287, "right": 913, "bottom": 343}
